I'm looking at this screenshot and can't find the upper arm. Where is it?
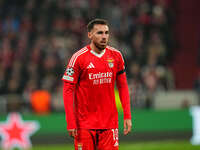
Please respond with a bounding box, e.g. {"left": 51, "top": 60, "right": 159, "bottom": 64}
{"left": 62, "top": 54, "right": 81, "bottom": 84}
{"left": 116, "top": 51, "right": 126, "bottom": 76}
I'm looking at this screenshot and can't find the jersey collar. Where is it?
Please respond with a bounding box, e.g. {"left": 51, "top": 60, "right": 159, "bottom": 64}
{"left": 90, "top": 49, "right": 106, "bottom": 58}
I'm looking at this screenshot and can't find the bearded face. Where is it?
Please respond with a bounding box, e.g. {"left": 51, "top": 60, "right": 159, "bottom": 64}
{"left": 88, "top": 24, "right": 109, "bottom": 51}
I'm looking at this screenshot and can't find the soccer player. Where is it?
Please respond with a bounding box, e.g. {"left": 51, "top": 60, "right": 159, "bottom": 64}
{"left": 62, "top": 18, "right": 132, "bottom": 150}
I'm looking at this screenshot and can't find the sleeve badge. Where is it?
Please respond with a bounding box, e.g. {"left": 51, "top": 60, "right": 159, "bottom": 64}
{"left": 66, "top": 67, "right": 74, "bottom": 76}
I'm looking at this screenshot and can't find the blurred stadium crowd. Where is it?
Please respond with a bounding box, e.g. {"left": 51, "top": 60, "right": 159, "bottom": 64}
{"left": 0, "top": 0, "right": 175, "bottom": 113}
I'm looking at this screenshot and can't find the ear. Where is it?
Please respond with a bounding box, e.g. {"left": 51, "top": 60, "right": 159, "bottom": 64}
{"left": 88, "top": 32, "right": 92, "bottom": 39}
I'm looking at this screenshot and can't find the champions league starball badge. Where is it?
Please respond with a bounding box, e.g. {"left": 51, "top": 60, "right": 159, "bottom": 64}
{"left": 66, "top": 67, "right": 74, "bottom": 76}
{"left": 0, "top": 113, "right": 40, "bottom": 150}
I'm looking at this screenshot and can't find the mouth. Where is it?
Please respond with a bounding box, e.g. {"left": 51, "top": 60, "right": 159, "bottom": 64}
{"left": 100, "top": 41, "right": 107, "bottom": 44}
{"left": 94, "top": 42, "right": 106, "bottom": 50}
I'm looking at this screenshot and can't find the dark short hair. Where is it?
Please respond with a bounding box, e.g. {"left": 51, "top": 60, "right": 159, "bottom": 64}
{"left": 87, "top": 18, "right": 109, "bottom": 32}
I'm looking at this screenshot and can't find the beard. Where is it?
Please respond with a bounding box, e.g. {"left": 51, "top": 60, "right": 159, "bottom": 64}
{"left": 94, "top": 41, "right": 107, "bottom": 51}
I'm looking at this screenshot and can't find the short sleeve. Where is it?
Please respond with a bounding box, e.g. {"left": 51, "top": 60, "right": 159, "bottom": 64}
{"left": 62, "top": 54, "right": 81, "bottom": 84}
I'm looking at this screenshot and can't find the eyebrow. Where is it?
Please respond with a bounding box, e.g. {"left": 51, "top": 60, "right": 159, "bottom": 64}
{"left": 96, "top": 30, "right": 109, "bottom": 34}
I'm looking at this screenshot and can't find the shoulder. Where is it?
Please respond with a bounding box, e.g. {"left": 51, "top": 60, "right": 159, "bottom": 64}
{"left": 72, "top": 46, "right": 89, "bottom": 58}
{"left": 69, "top": 46, "right": 89, "bottom": 67}
{"left": 106, "top": 46, "right": 123, "bottom": 59}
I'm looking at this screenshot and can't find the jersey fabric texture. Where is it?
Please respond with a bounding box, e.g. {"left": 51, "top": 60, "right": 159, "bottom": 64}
{"left": 62, "top": 45, "right": 131, "bottom": 129}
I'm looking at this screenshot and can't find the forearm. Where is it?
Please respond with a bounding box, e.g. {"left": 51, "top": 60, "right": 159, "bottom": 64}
{"left": 116, "top": 73, "right": 131, "bottom": 119}
{"left": 63, "top": 82, "right": 77, "bottom": 130}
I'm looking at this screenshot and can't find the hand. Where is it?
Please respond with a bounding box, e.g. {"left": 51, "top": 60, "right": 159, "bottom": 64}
{"left": 68, "top": 129, "right": 77, "bottom": 138}
{"left": 124, "top": 119, "right": 132, "bottom": 135}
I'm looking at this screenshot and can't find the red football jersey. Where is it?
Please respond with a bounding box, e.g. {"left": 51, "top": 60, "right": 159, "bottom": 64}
{"left": 62, "top": 45, "right": 131, "bottom": 129}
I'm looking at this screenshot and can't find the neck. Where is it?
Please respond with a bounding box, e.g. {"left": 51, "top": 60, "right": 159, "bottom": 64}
{"left": 90, "top": 43, "right": 104, "bottom": 54}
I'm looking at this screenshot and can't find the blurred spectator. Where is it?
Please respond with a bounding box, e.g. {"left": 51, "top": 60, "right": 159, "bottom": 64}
{"left": 2, "top": 14, "right": 19, "bottom": 36}
{"left": 147, "top": 30, "right": 166, "bottom": 65}
{"left": 0, "top": 37, "right": 14, "bottom": 70}
{"left": 0, "top": 65, "right": 6, "bottom": 94}
{"left": 130, "top": 29, "right": 146, "bottom": 65}
{"left": 51, "top": 82, "right": 64, "bottom": 112}
{"left": 129, "top": 62, "right": 146, "bottom": 108}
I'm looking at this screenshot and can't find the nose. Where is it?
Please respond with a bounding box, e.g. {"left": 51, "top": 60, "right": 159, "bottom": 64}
{"left": 102, "top": 33, "right": 108, "bottom": 39}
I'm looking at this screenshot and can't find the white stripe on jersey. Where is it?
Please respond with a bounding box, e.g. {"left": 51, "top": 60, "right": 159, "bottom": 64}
{"left": 69, "top": 47, "right": 88, "bottom": 66}
{"left": 72, "top": 50, "right": 88, "bottom": 67}
{"left": 107, "top": 46, "right": 124, "bottom": 62}
{"left": 69, "top": 47, "right": 88, "bottom": 67}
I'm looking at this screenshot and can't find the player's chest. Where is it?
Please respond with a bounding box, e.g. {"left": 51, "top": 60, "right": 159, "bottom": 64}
{"left": 80, "top": 54, "right": 117, "bottom": 85}
{"left": 81, "top": 55, "right": 116, "bottom": 74}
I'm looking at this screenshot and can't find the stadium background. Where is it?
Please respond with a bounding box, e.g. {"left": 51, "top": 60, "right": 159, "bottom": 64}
{"left": 0, "top": 0, "right": 200, "bottom": 149}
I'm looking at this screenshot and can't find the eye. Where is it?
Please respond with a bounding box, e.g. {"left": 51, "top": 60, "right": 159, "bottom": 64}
{"left": 97, "top": 31, "right": 103, "bottom": 34}
{"left": 105, "top": 31, "right": 109, "bottom": 34}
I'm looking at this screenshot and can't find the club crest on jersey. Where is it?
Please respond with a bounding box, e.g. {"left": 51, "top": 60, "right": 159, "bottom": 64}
{"left": 107, "top": 59, "right": 114, "bottom": 68}
{"left": 66, "top": 67, "right": 74, "bottom": 76}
